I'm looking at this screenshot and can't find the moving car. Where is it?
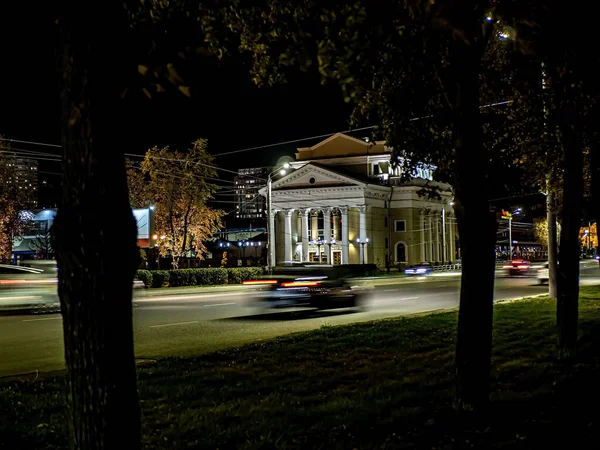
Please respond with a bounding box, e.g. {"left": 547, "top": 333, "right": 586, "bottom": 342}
{"left": 0, "top": 262, "right": 146, "bottom": 313}
{"left": 0, "top": 263, "right": 59, "bottom": 312}
{"left": 537, "top": 262, "right": 549, "bottom": 284}
{"left": 404, "top": 262, "right": 434, "bottom": 276}
{"left": 242, "top": 265, "right": 369, "bottom": 310}
{"left": 502, "top": 260, "right": 531, "bottom": 276}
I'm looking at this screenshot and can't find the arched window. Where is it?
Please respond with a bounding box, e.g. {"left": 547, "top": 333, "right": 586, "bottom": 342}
{"left": 395, "top": 241, "right": 407, "bottom": 263}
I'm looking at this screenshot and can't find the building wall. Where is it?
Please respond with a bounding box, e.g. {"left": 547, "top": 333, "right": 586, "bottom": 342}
{"left": 234, "top": 167, "right": 269, "bottom": 220}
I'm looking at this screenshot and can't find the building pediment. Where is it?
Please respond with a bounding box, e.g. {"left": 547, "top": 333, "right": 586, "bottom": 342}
{"left": 272, "top": 164, "right": 365, "bottom": 190}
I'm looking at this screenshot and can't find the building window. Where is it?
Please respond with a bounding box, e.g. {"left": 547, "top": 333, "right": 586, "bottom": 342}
{"left": 385, "top": 237, "right": 389, "bottom": 249}
{"left": 384, "top": 217, "right": 388, "bottom": 227}
{"left": 394, "top": 220, "right": 406, "bottom": 232}
{"left": 395, "top": 242, "right": 407, "bottom": 263}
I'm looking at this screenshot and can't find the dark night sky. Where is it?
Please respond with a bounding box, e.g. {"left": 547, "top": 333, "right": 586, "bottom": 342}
{"left": 0, "top": 7, "right": 353, "bottom": 209}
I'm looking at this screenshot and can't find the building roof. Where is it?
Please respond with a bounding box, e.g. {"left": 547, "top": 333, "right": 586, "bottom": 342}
{"left": 295, "top": 133, "right": 388, "bottom": 161}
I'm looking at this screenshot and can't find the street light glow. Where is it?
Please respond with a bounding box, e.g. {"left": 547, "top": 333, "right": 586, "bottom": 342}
{"left": 279, "top": 169, "right": 286, "bottom": 176}
{"left": 283, "top": 162, "right": 290, "bottom": 169}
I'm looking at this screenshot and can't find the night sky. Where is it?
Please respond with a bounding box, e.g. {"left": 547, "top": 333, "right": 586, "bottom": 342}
{"left": 0, "top": 6, "right": 352, "bottom": 209}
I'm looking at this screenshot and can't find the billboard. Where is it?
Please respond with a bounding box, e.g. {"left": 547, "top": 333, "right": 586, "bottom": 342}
{"left": 133, "top": 208, "right": 155, "bottom": 248}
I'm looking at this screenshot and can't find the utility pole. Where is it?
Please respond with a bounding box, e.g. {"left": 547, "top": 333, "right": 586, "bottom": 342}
{"left": 547, "top": 185, "right": 558, "bottom": 298}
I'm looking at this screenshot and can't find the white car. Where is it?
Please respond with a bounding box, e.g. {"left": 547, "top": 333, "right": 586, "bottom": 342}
{"left": 537, "top": 263, "right": 549, "bottom": 284}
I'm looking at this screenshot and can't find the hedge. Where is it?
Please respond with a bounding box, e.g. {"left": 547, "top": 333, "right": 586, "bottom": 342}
{"left": 135, "top": 265, "right": 377, "bottom": 288}
{"left": 135, "top": 267, "right": 265, "bottom": 288}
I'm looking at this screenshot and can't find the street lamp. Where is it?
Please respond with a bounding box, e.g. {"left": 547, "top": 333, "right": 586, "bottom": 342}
{"left": 356, "top": 237, "right": 369, "bottom": 264}
{"left": 310, "top": 238, "right": 324, "bottom": 263}
{"left": 502, "top": 207, "right": 521, "bottom": 259}
{"left": 267, "top": 162, "right": 291, "bottom": 269}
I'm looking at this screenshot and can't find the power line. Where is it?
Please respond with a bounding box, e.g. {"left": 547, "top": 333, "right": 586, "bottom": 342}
{"left": 212, "top": 125, "right": 377, "bottom": 157}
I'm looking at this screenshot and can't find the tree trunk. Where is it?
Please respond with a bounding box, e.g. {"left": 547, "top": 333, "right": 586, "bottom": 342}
{"left": 451, "top": 44, "right": 497, "bottom": 411}
{"left": 52, "top": 2, "right": 141, "bottom": 449}
{"left": 589, "top": 130, "right": 600, "bottom": 264}
{"left": 556, "top": 120, "right": 584, "bottom": 361}
{"left": 547, "top": 185, "right": 558, "bottom": 298}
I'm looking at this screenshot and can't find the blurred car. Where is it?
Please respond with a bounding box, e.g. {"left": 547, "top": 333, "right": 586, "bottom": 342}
{"left": 0, "top": 263, "right": 59, "bottom": 312}
{"left": 0, "top": 262, "right": 145, "bottom": 313}
{"left": 537, "top": 262, "right": 549, "bottom": 284}
{"left": 502, "top": 260, "right": 531, "bottom": 276}
{"left": 242, "top": 265, "right": 369, "bottom": 310}
{"left": 404, "top": 263, "right": 434, "bottom": 276}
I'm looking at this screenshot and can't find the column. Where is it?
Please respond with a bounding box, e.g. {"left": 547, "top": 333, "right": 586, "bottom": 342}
{"left": 340, "top": 206, "right": 349, "bottom": 264}
{"left": 420, "top": 210, "right": 426, "bottom": 262}
{"left": 434, "top": 213, "right": 440, "bottom": 262}
{"left": 448, "top": 218, "right": 455, "bottom": 263}
{"left": 427, "top": 212, "right": 433, "bottom": 263}
{"left": 358, "top": 205, "right": 367, "bottom": 264}
{"left": 284, "top": 209, "right": 293, "bottom": 262}
{"left": 268, "top": 208, "right": 276, "bottom": 266}
{"left": 311, "top": 211, "right": 319, "bottom": 240}
{"left": 332, "top": 209, "right": 340, "bottom": 241}
{"left": 323, "top": 208, "right": 332, "bottom": 263}
{"left": 300, "top": 208, "right": 310, "bottom": 262}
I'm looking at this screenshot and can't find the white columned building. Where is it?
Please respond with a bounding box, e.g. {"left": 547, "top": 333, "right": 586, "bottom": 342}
{"left": 300, "top": 208, "right": 310, "bottom": 262}
{"left": 260, "top": 133, "right": 455, "bottom": 267}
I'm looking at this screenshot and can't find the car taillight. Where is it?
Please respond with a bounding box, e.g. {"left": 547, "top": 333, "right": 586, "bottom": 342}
{"left": 0, "top": 279, "right": 57, "bottom": 285}
{"left": 242, "top": 280, "right": 278, "bottom": 285}
{"left": 281, "top": 281, "right": 321, "bottom": 288}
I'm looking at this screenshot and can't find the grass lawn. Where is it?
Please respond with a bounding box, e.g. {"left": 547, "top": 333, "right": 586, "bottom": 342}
{"left": 2, "top": 287, "right": 600, "bottom": 449}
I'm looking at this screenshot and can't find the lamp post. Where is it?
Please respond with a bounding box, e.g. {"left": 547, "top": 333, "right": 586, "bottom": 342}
{"left": 502, "top": 207, "right": 521, "bottom": 259}
{"left": 329, "top": 238, "right": 336, "bottom": 264}
{"left": 310, "top": 238, "right": 324, "bottom": 263}
{"left": 267, "top": 163, "right": 290, "bottom": 269}
{"left": 356, "top": 237, "right": 369, "bottom": 264}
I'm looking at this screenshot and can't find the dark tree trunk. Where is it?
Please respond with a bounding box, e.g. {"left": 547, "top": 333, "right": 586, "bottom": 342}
{"left": 52, "top": 1, "right": 141, "bottom": 449}
{"left": 450, "top": 44, "right": 497, "bottom": 411}
{"left": 589, "top": 125, "right": 600, "bottom": 265}
{"left": 553, "top": 53, "right": 585, "bottom": 361}
{"left": 556, "top": 120, "right": 584, "bottom": 361}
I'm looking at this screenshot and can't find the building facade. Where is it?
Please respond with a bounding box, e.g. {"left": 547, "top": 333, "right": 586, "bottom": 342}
{"left": 234, "top": 167, "right": 270, "bottom": 219}
{"left": 7, "top": 156, "right": 39, "bottom": 208}
{"left": 262, "top": 134, "right": 456, "bottom": 267}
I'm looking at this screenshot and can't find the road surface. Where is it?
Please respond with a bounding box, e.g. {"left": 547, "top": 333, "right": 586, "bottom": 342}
{"left": 1, "top": 267, "right": 599, "bottom": 378}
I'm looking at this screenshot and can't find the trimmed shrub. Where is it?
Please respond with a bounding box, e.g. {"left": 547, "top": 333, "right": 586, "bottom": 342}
{"left": 168, "top": 269, "right": 197, "bottom": 287}
{"left": 207, "top": 268, "right": 228, "bottom": 285}
{"left": 136, "top": 270, "right": 153, "bottom": 287}
{"left": 151, "top": 270, "right": 170, "bottom": 288}
{"left": 227, "top": 267, "right": 264, "bottom": 284}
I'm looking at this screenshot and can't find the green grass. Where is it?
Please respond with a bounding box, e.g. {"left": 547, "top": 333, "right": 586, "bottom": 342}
{"left": 3, "top": 287, "right": 600, "bottom": 449}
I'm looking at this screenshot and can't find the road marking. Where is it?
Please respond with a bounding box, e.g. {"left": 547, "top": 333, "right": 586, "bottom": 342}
{"left": 400, "top": 296, "right": 419, "bottom": 301}
{"left": 203, "top": 302, "right": 236, "bottom": 307}
{"left": 22, "top": 317, "right": 61, "bottom": 322}
{"left": 149, "top": 320, "right": 199, "bottom": 328}
{"left": 383, "top": 289, "right": 398, "bottom": 292}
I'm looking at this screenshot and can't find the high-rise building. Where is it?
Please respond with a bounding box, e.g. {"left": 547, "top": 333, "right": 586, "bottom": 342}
{"left": 233, "top": 167, "right": 270, "bottom": 219}
{"left": 6, "top": 156, "right": 39, "bottom": 208}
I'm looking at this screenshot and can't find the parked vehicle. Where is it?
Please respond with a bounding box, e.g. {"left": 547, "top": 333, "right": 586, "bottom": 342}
{"left": 242, "top": 265, "right": 369, "bottom": 310}
{"left": 404, "top": 262, "right": 434, "bottom": 276}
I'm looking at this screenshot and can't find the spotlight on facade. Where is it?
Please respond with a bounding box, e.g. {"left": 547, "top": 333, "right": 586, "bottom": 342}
{"left": 279, "top": 169, "right": 287, "bottom": 176}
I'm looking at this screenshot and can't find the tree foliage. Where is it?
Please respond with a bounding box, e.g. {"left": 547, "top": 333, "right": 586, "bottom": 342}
{"left": 127, "top": 139, "right": 223, "bottom": 266}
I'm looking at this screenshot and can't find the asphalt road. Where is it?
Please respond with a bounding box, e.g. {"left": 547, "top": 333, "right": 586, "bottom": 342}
{"left": 1, "top": 266, "right": 599, "bottom": 378}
